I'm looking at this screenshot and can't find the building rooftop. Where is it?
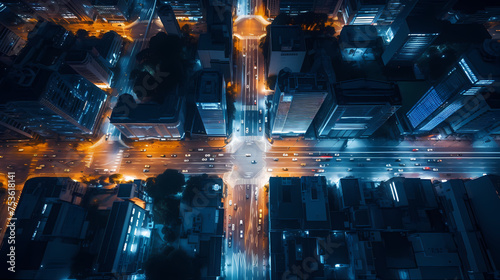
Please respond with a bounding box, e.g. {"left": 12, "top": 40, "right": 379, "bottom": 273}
{"left": 197, "top": 70, "right": 223, "bottom": 103}
{"left": 270, "top": 25, "right": 306, "bottom": 52}
{"left": 110, "top": 93, "right": 183, "bottom": 124}
{"left": 334, "top": 79, "right": 402, "bottom": 105}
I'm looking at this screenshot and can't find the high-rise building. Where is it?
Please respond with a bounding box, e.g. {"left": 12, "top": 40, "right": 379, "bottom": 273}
{"left": 267, "top": 0, "right": 342, "bottom": 17}
{"left": 341, "top": 0, "right": 386, "bottom": 25}
{"left": 65, "top": 48, "right": 114, "bottom": 88}
{"left": 0, "top": 67, "right": 108, "bottom": 138}
{"left": 196, "top": 70, "right": 227, "bottom": 136}
{"left": 267, "top": 25, "right": 306, "bottom": 77}
{"left": 158, "top": 4, "right": 181, "bottom": 36}
{"left": 270, "top": 72, "right": 329, "bottom": 136}
{"left": 0, "top": 22, "right": 25, "bottom": 56}
{"left": 315, "top": 79, "right": 402, "bottom": 138}
{"left": 92, "top": 0, "right": 133, "bottom": 22}
{"left": 23, "top": 0, "right": 96, "bottom": 23}
{"left": 110, "top": 93, "right": 186, "bottom": 140}
{"left": 406, "top": 42, "right": 500, "bottom": 133}
{"left": 381, "top": 17, "right": 440, "bottom": 66}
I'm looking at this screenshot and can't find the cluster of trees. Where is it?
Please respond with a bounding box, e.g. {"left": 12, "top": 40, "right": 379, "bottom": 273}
{"left": 144, "top": 246, "right": 201, "bottom": 280}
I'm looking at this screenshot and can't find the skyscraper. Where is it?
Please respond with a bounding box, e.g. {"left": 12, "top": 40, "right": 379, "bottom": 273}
{"left": 158, "top": 4, "right": 181, "bottom": 36}
{"left": 406, "top": 42, "right": 500, "bottom": 133}
{"left": 92, "top": 0, "right": 133, "bottom": 22}
{"left": 315, "top": 79, "right": 402, "bottom": 138}
{"left": 196, "top": 70, "right": 227, "bottom": 136}
{"left": 267, "top": 25, "right": 306, "bottom": 77}
{"left": 341, "top": 0, "right": 386, "bottom": 25}
{"left": 270, "top": 72, "right": 329, "bottom": 136}
{"left": 65, "top": 48, "right": 114, "bottom": 88}
{"left": 382, "top": 17, "right": 440, "bottom": 66}
{"left": 23, "top": 0, "right": 97, "bottom": 23}
{"left": 0, "top": 67, "right": 108, "bottom": 138}
{"left": 0, "top": 22, "right": 25, "bottom": 56}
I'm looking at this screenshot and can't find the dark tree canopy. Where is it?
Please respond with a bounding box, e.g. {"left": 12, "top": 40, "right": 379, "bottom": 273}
{"left": 146, "top": 169, "right": 185, "bottom": 200}
{"left": 144, "top": 247, "right": 201, "bottom": 280}
{"left": 182, "top": 174, "right": 209, "bottom": 204}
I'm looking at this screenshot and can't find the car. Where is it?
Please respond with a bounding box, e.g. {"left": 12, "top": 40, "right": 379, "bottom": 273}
{"left": 52, "top": 154, "right": 56, "bottom": 158}
{"left": 218, "top": 154, "right": 224, "bottom": 157}
{"left": 243, "top": 53, "right": 246, "bottom": 57}
{"left": 245, "top": 127, "right": 249, "bottom": 134}
{"left": 124, "top": 154, "right": 130, "bottom": 158}
{"left": 202, "top": 158, "right": 208, "bottom": 161}
{"left": 399, "top": 163, "right": 406, "bottom": 167}
{"left": 159, "top": 154, "right": 166, "bottom": 158}
{"left": 412, "top": 148, "right": 419, "bottom": 152}
{"left": 395, "top": 159, "right": 401, "bottom": 162}
{"left": 316, "top": 158, "right": 321, "bottom": 162}
{"left": 125, "top": 160, "right": 132, "bottom": 163}
{"left": 283, "top": 153, "right": 288, "bottom": 157}
{"left": 254, "top": 100, "right": 257, "bottom": 105}
{"left": 282, "top": 168, "right": 288, "bottom": 171}
{"left": 184, "top": 159, "right": 190, "bottom": 162}
{"left": 387, "top": 168, "right": 393, "bottom": 171}
{"left": 317, "top": 169, "right": 325, "bottom": 173}
{"left": 228, "top": 239, "right": 232, "bottom": 248}
{"left": 265, "top": 117, "right": 268, "bottom": 122}
{"left": 241, "top": 119, "right": 244, "bottom": 124}
{"left": 246, "top": 194, "right": 249, "bottom": 199}
{"left": 246, "top": 154, "right": 251, "bottom": 157}
{"left": 433, "top": 168, "right": 439, "bottom": 172}
{"left": 366, "top": 158, "right": 371, "bottom": 161}
{"left": 300, "top": 163, "right": 306, "bottom": 167}
{"left": 319, "top": 164, "right": 326, "bottom": 167}
{"left": 229, "top": 200, "right": 232, "bottom": 206}
{"left": 246, "top": 185, "right": 250, "bottom": 190}
{"left": 185, "top": 154, "right": 191, "bottom": 157}
{"left": 141, "top": 149, "right": 147, "bottom": 152}
{"left": 254, "top": 64, "right": 257, "bottom": 69}
{"left": 267, "top": 168, "right": 273, "bottom": 172}
{"left": 292, "top": 158, "right": 298, "bottom": 162}
{"left": 240, "top": 220, "right": 243, "bottom": 225}
{"left": 336, "top": 158, "right": 342, "bottom": 162}
{"left": 251, "top": 160, "right": 257, "bottom": 164}
{"left": 229, "top": 215, "right": 232, "bottom": 221}
{"left": 182, "top": 169, "right": 189, "bottom": 173}
{"left": 246, "top": 85, "right": 249, "bottom": 89}
{"left": 255, "top": 74, "right": 258, "bottom": 80}
{"left": 423, "top": 167, "right": 431, "bottom": 170}
{"left": 209, "top": 158, "right": 215, "bottom": 161}
{"left": 273, "top": 158, "right": 279, "bottom": 161}
{"left": 18, "top": 148, "right": 24, "bottom": 152}
{"left": 240, "top": 230, "right": 243, "bottom": 238}
{"left": 147, "top": 155, "right": 152, "bottom": 158}
{"left": 189, "top": 149, "right": 194, "bottom": 152}
{"left": 198, "top": 148, "right": 204, "bottom": 152}
{"left": 258, "top": 219, "right": 262, "bottom": 225}
{"left": 64, "top": 169, "right": 70, "bottom": 172}
{"left": 234, "top": 204, "right": 237, "bottom": 211}
{"left": 427, "top": 148, "right": 433, "bottom": 152}
{"left": 255, "top": 193, "right": 258, "bottom": 200}
{"left": 410, "top": 158, "right": 416, "bottom": 161}
{"left": 170, "top": 154, "right": 177, "bottom": 157}
{"left": 347, "top": 168, "right": 353, "bottom": 172}
{"left": 398, "top": 169, "right": 404, "bottom": 172}
{"left": 294, "top": 153, "right": 299, "bottom": 156}
{"left": 258, "top": 119, "right": 261, "bottom": 124}
{"left": 145, "top": 165, "right": 150, "bottom": 168}
{"left": 427, "top": 159, "right": 437, "bottom": 163}
{"left": 204, "top": 154, "right": 210, "bottom": 157}
{"left": 386, "top": 164, "right": 392, "bottom": 167}
{"left": 415, "top": 163, "right": 421, "bottom": 166}
{"left": 208, "top": 164, "right": 214, "bottom": 168}
{"left": 257, "top": 225, "right": 262, "bottom": 232}
{"left": 232, "top": 224, "right": 235, "bottom": 231}
{"left": 36, "top": 166, "right": 42, "bottom": 170}
{"left": 350, "top": 158, "right": 354, "bottom": 161}
{"left": 259, "top": 127, "right": 262, "bottom": 132}
{"left": 334, "top": 153, "right": 340, "bottom": 157}
{"left": 259, "top": 109, "right": 262, "bottom": 114}
{"left": 143, "top": 169, "right": 149, "bottom": 172}
{"left": 436, "top": 159, "right": 442, "bottom": 163}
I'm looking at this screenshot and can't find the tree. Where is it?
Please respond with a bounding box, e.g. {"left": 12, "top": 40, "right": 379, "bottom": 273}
{"left": 146, "top": 169, "right": 185, "bottom": 200}
{"left": 182, "top": 174, "right": 208, "bottom": 205}
{"left": 144, "top": 247, "right": 201, "bottom": 280}
{"left": 70, "top": 250, "right": 96, "bottom": 279}
{"left": 109, "top": 174, "right": 123, "bottom": 184}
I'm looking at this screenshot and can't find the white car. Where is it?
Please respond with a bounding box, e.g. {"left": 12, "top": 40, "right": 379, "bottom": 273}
{"left": 398, "top": 169, "right": 404, "bottom": 172}
{"left": 427, "top": 148, "right": 433, "bottom": 152}
{"left": 245, "top": 154, "right": 251, "bottom": 157}
{"left": 185, "top": 154, "right": 191, "bottom": 157}
{"left": 317, "top": 169, "right": 325, "bottom": 173}
{"left": 334, "top": 153, "right": 340, "bottom": 157}
{"left": 366, "top": 158, "right": 371, "bottom": 161}
{"left": 410, "top": 158, "right": 416, "bottom": 161}
{"left": 283, "top": 153, "right": 288, "bottom": 157}
{"left": 240, "top": 220, "right": 243, "bottom": 225}
{"left": 184, "top": 159, "right": 190, "bottom": 162}
{"left": 202, "top": 158, "right": 208, "bottom": 161}
{"left": 336, "top": 158, "right": 341, "bottom": 162}
{"left": 267, "top": 168, "right": 273, "bottom": 172}
{"left": 292, "top": 158, "right": 298, "bottom": 162}
{"left": 386, "top": 164, "right": 392, "bottom": 167}
{"left": 205, "top": 154, "right": 211, "bottom": 157}
{"left": 245, "top": 127, "right": 249, "bottom": 134}
{"left": 240, "top": 230, "right": 243, "bottom": 238}
{"left": 433, "top": 168, "right": 439, "bottom": 172}
{"left": 229, "top": 200, "right": 232, "bottom": 206}
{"left": 182, "top": 169, "right": 188, "bottom": 173}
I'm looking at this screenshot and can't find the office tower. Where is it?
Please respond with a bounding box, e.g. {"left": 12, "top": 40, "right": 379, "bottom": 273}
{"left": 0, "top": 0, "right": 36, "bottom": 23}
{"left": 267, "top": 25, "right": 306, "bottom": 77}
{"left": 0, "top": 68, "right": 108, "bottom": 138}
{"left": 341, "top": 0, "right": 386, "bottom": 25}
{"left": 315, "top": 79, "right": 402, "bottom": 138}
{"left": 435, "top": 176, "right": 500, "bottom": 279}
{"left": 381, "top": 17, "right": 440, "bottom": 66}
{"left": 445, "top": 0, "right": 500, "bottom": 24}
{"left": 0, "top": 177, "right": 87, "bottom": 279}
{"left": 196, "top": 70, "right": 227, "bottom": 136}
{"left": 66, "top": 48, "right": 114, "bottom": 88}
{"left": 92, "top": 0, "right": 133, "bottom": 22}
{"left": 94, "top": 31, "right": 123, "bottom": 68}
{"left": 158, "top": 4, "right": 181, "bottom": 36}
{"left": 161, "top": 0, "right": 203, "bottom": 22}
{"left": 0, "top": 22, "right": 25, "bottom": 56}
{"left": 197, "top": 7, "right": 232, "bottom": 81}
{"left": 270, "top": 72, "right": 329, "bottom": 136}
{"left": 110, "top": 92, "right": 186, "bottom": 140}
{"left": 267, "top": 0, "right": 342, "bottom": 17}
{"left": 22, "top": 0, "right": 96, "bottom": 23}
{"left": 339, "top": 25, "right": 379, "bottom": 61}
{"left": 406, "top": 42, "right": 500, "bottom": 133}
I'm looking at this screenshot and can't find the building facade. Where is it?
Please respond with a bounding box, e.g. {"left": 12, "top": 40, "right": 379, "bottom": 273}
{"left": 196, "top": 70, "right": 227, "bottom": 136}
{"left": 267, "top": 25, "right": 306, "bottom": 77}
